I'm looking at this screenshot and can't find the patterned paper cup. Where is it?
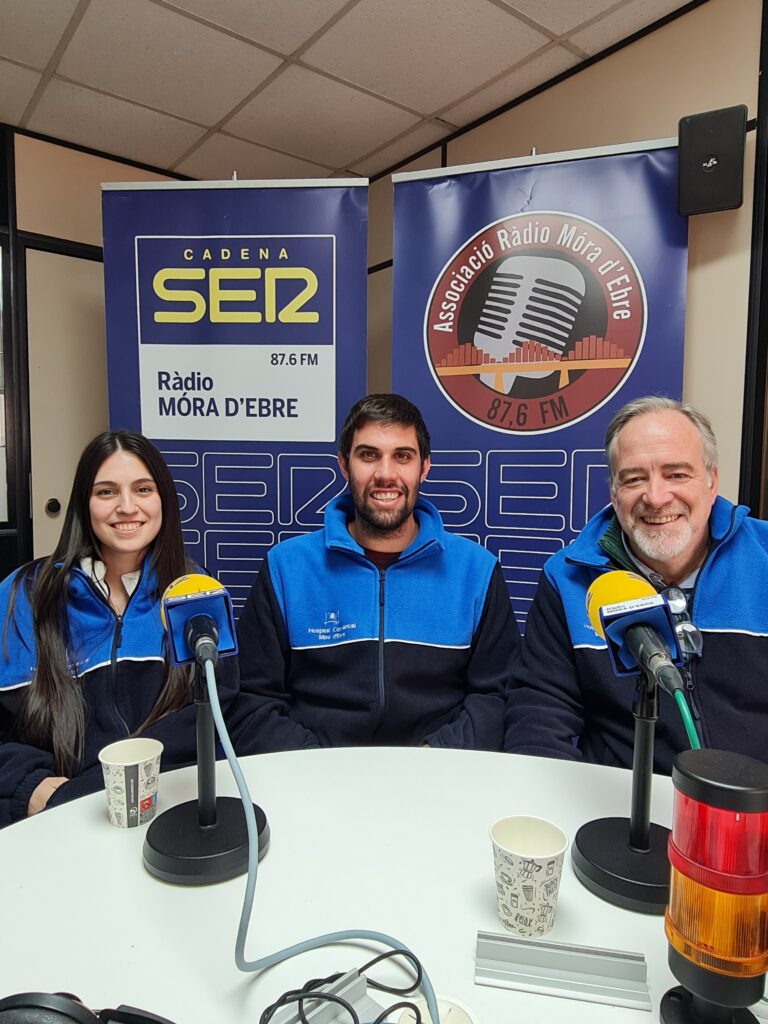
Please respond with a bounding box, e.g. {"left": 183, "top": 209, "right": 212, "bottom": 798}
{"left": 490, "top": 815, "right": 568, "bottom": 937}
{"left": 98, "top": 738, "right": 163, "bottom": 829}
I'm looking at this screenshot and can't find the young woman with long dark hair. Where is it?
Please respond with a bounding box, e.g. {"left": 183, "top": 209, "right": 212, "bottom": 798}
{"left": 0, "top": 430, "right": 240, "bottom": 826}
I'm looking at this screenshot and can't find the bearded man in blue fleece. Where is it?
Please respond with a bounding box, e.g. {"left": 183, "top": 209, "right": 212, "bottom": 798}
{"left": 236, "top": 393, "right": 520, "bottom": 752}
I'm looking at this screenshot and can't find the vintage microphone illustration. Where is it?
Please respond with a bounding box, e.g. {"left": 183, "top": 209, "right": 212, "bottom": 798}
{"left": 473, "top": 255, "right": 587, "bottom": 393}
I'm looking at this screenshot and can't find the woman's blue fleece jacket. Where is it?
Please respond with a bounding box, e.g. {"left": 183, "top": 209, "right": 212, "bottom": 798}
{"left": 0, "top": 558, "right": 240, "bottom": 826}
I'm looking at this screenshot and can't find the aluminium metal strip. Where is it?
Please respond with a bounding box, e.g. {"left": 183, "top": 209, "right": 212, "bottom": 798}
{"left": 475, "top": 930, "right": 652, "bottom": 1011}
{"left": 271, "top": 969, "right": 387, "bottom": 1024}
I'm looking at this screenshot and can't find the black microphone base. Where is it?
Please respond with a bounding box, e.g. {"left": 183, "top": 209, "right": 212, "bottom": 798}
{"left": 143, "top": 797, "right": 269, "bottom": 885}
{"left": 571, "top": 816, "right": 670, "bottom": 914}
{"left": 661, "top": 986, "right": 759, "bottom": 1024}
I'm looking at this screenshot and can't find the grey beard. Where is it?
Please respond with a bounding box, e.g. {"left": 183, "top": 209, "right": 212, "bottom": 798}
{"left": 629, "top": 520, "right": 693, "bottom": 564}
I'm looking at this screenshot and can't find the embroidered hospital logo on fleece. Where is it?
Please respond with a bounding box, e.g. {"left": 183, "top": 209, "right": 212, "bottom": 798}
{"left": 307, "top": 613, "right": 358, "bottom": 642}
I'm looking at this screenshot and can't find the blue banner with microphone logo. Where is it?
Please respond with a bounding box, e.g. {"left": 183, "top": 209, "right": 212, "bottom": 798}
{"left": 392, "top": 145, "right": 687, "bottom": 630}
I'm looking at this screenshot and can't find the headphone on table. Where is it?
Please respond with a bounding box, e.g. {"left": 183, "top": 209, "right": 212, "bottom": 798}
{"left": 0, "top": 994, "right": 176, "bottom": 1024}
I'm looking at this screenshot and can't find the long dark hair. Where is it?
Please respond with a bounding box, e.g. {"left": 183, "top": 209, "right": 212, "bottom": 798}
{"left": 10, "top": 431, "right": 194, "bottom": 775}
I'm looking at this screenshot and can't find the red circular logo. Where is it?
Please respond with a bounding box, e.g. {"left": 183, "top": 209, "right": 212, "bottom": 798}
{"left": 425, "top": 212, "right": 646, "bottom": 433}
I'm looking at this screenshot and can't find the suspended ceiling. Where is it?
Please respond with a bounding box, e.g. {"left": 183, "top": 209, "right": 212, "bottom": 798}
{"left": 0, "top": 0, "right": 697, "bottom": 180}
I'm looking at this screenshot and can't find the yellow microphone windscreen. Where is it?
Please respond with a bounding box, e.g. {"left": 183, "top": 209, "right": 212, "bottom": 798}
{"left": 160, "top": 573, "right": 226, "bottom": 629}
{"left": 585, "top": 570, "right": 656, "bottom": 638}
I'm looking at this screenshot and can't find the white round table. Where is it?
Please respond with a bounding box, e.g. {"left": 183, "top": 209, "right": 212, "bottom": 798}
{"left": 0, "top": 748, "right": 677, "bottom": 1023}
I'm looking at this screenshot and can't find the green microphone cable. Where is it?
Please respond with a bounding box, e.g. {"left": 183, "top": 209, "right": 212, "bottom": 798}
{"left": 654, "top": 663, "right": 702, "bottom": 751}
{"left": 673, "top": 689, "right": 701, "bottom": 750}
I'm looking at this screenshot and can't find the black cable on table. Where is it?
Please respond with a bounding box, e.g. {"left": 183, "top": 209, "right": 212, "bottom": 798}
{"left": 259, "top": 948, "right": 425, "bottom": 1024}
{"left": 259, "top": 989, "right": 359, "bottom": 1024}
{"left": 359, "top": 949, "right": 423, "bottom": 995}
{"left": 371, "top": 999, "right": 423, "bottom": 1023}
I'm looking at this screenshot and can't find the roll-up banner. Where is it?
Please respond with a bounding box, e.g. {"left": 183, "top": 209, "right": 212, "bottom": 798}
{"left": 102, "top": 179, "right": 367, "bottom": 611}
{"left": 392, "top": 142, "right": 687, "bottom": 628}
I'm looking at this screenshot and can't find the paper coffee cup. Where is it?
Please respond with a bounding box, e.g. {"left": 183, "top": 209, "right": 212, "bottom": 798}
{"left": 98, "top": 738, "right": 163, "bottom": 828}
{"left": 490, "top": 815, "right": 568, "bottom": 937}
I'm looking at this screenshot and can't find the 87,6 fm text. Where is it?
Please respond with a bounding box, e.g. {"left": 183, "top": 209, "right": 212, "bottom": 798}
{"left": 270, "top": 352, "right": 319, "bottom": 366}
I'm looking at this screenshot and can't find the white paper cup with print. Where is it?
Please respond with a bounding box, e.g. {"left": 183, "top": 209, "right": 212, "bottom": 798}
{"left": 490, "top": 815, "right": 568, "bottom": 937}
{"left": 98, "top": 738, "right": 163, "bottom": 828}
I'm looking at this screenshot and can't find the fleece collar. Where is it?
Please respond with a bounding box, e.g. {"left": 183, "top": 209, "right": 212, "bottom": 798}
{"left": 324, "top": 493, "right": 445, "bottom": 564}
{"left": 568, "top": 495, "right": 747, "bottom": 572}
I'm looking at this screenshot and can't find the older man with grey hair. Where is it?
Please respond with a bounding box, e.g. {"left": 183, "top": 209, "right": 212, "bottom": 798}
{"left": 504, "top": 395, "right": 768, "bottom": 774}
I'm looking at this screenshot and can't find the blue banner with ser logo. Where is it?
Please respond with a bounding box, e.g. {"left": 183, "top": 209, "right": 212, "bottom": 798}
{"left": 136, "top": 234, "right": 335, "bottom": 348}
{"left": 102, "top": 180, "right": 367, "bottom": 611}
{"left": 392, "top": 144, "right": 687, "bottom": 629}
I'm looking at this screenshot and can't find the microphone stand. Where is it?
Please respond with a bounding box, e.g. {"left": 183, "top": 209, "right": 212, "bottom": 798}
{"left": 629, "top": 673, "right": 658, "bottom": 852}
{"left": 571, "top": 669, "right": 671, "bottom": 914}
{"left": 143, "top": 661, "right": 270, "bottom": 886}
{"left": 194, "top": 667, "right": 218, "bottom": 828}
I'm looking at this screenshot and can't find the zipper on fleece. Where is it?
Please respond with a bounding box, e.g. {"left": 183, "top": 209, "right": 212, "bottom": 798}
{"left": 109, "top": 614, "right": 130, "bottom": 736}
{"left": 676, "top": 535, "right": 723, "bottom": 749}
{"left": 374, "top": 568, "right": 386, "bottom": 732}
{"left": 682, "top": 664, "right": 701, "bottom": 724}
{"left": 78, "top": 567, "right": 142, "bottom": 737}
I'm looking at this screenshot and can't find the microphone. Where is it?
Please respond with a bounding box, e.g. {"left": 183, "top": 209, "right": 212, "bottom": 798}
{"left": 586, "top": 570, "right": 684, "bottom": 694}
{"left": 473, "top": 254, "right": 586, "bottom": 393}
{"left": 572, "top": 570, "right": 681, "bottom": 914}
{"left": 185, "top": 615, "right": 219, "bottom": 665}
{"left": 160, "top": 574, "right": 237, "bottom": 665}
{"left": 144, "top": 573, "right": 269, "bottom": 885}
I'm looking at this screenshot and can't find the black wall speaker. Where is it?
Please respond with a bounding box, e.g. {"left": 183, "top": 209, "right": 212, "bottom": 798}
{"left": 678, "top": 105, "right": 747, "bottom": 216}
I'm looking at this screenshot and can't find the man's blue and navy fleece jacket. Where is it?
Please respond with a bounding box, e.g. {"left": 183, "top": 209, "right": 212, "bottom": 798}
{"left": 504, "top": 497, "right": 768, "bottom": 774}
{"left": 235, "top": 494, "right": 520, "bottom": 752}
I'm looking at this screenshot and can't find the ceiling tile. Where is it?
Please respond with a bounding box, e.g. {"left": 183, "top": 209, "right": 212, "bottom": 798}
{"left": 569, "top": 0, "right": 690, "bottom": 54}
{"left": 496, "top": 0, "right": 623, "bottom": 36}
{"left": 58, "top": 0, "right": 283, "bottom": 125}
{"left": 159, "top": 0, "right": 353, "bottom": 54}
{"left": 0, "top": 60, "right": 42, "bottom": 124}
{"left": 0, "top": 0, "right": 706, "bottom": 182}
{"left": 26, "top": 79, "right": 207, "bottom": 168}
{"left": 0, "top": 0, "right": 79, "bottom": 69}
{"left": 226, "top": 65, "right": 420, "bottom": 168}
{"left": 175, "top": 132, "right": 332, "bottom": 180}
{"left": 302, "top": 0, "right": 549, "bottom": 113}
{"left": 350, "top": 121, "right": 450, "bottom": 176}
{"left": 441, "top": 44, "right": 580, "bottom": 126}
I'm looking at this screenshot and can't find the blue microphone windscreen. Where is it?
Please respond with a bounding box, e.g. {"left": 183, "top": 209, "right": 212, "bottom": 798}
{"left": 163, "top": 590, "right": 237, "bottom": 665}
{"left": 601, "top": 597, "right": 683, "bottom": 677}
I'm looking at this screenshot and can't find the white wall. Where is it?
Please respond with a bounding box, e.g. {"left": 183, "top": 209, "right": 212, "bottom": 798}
{"left": 13, "top": 136, "right": 173, "bottom": 554}
{"left": 11, "top": 0, "right": 763, "bottom": 512}
{"left": 367, "top": 0, "right": 761, "bottom": 501}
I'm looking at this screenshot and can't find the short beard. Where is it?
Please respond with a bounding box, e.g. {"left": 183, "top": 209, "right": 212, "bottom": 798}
{"left": 356, "top": 503, "right": 413, "bottom": 539}
{"left": 349, "top": 484, "right": 417, "bottom": 541}
{"left": 627, "top": 503, "right": 693, "bottom": 565}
